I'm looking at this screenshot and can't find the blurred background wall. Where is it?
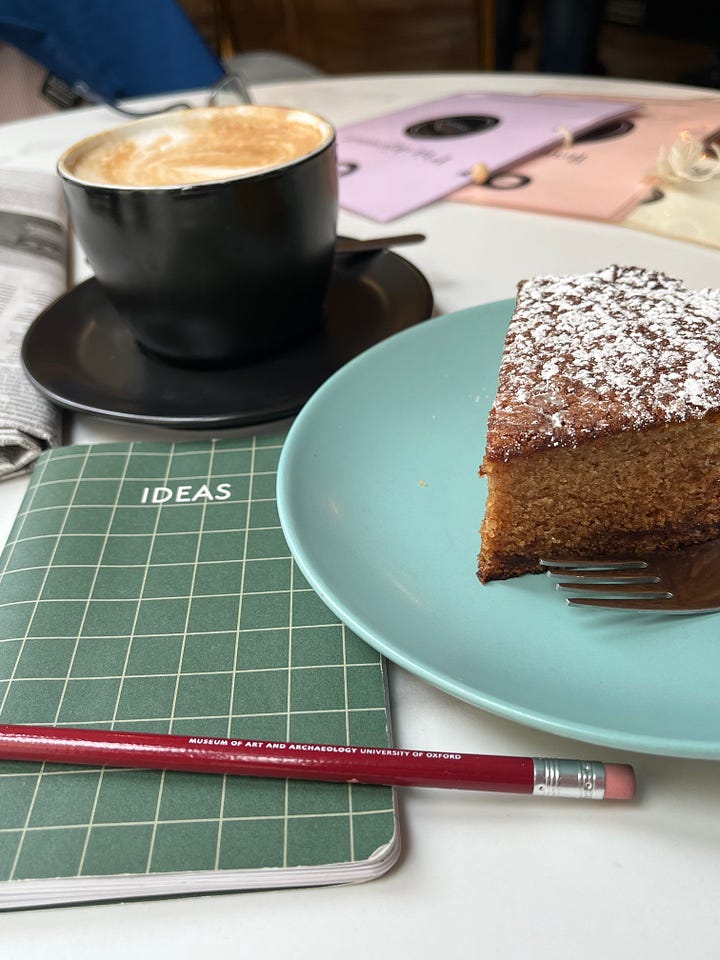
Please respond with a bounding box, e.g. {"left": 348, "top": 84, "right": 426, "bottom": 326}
{"left": 178, "top": 0, "right": 720, "bottom": 87}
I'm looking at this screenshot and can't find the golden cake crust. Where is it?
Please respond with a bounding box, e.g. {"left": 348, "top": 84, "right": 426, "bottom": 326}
{"left": 484, "top": 265, "right": 720, "bottom": 463}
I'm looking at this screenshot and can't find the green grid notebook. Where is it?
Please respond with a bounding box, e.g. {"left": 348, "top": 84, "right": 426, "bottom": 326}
{"left": 0, "top": 436, "right": 399, "bottom": 910}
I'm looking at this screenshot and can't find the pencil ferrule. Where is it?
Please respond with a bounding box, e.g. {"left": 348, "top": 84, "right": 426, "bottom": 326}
{"left": 531, "top": 759, "right": 606, "bottom": 800}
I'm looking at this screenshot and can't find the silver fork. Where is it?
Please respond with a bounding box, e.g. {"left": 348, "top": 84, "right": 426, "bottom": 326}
{"left": 540, "top": 538, "right": 720, "bottom": 613}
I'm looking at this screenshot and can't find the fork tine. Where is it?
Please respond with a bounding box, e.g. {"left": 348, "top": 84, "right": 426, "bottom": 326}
{"left": 545, "top": 539, "right": 720, "bottom": 614}
{"left": 567, "top": 596, "right": 676, "bottom": 611}
{"left": 568, "top": 595, "right": 665, "bottom": 607}
{"left": 567, "top": 596, "right": 720, "bottom": 613}
{"left": 556, "top": 582, "right": 672, "bottom": 599}
{"left": 539, "top": 558, "right": 648, "bottom": 571}
{"left": 556, "top": 583, "right": 674, "bottom": 603}
{"left": 546, "top": 570, "right": 661, "bottom": 584}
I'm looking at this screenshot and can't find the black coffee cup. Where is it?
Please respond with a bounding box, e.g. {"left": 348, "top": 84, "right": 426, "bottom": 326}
{"left": 58, "top": 105, "right": 337, "bottom": 368}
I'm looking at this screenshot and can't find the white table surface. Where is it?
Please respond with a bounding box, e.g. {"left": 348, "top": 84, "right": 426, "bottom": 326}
{"left": 2, "top": 71, "right": 720, "bottom": 959}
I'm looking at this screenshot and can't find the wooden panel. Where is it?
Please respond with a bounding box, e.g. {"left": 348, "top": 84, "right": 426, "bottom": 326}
{"left": 180, "top": 0, "right": 495, "bottom": 73}
{"left": 217, "top": 0, "right": 290, "bottom": 54}
{"left": 284, "top": 0, "right": 489, "bottom": 73}
{"left": 178, "top": 0, "right": 223, "bottom": 51}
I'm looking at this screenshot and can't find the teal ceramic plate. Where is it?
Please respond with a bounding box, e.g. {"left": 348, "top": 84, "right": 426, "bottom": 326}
{"left": 277, "top": 301, "right": 720, "bottom": 759}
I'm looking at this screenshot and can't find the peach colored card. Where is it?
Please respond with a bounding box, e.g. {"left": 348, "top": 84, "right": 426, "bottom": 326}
{"left": 451, "top": 98, "right": 720, "bottom": 222}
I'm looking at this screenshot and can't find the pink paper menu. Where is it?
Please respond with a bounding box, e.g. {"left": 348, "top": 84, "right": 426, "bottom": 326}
{"left": 336, "top": 93, "right": 638, "bottom": 222}
{"left": 451, "top": 97, "right": 720, "bottom": 222}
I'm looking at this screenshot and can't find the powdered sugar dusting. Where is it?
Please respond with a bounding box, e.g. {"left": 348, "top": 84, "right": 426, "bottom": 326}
{"left": 485, "top": 265, "right": 720, "bottom": 462}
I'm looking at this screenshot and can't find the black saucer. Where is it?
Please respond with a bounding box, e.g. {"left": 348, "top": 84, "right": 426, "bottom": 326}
{"left": 22, "top": 250, "right": 433, "bottom": 428}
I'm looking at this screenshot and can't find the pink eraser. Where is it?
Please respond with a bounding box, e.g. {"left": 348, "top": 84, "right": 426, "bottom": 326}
{"left": 604, "top": 763, "right": 636, "bottom": 801}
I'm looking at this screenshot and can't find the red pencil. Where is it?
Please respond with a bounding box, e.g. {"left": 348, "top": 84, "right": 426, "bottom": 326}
{"left": 0, "top": 725, "right": 636, "bottom": 801}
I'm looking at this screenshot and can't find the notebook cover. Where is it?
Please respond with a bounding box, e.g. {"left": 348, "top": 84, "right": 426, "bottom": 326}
{"left": 336, "top": 92, "right": 637, "bottom": 221}
{"left": 0, "top": 436, "right": 399, "bottom": 909}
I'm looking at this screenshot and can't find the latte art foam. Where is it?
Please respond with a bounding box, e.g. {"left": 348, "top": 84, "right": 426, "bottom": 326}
{"left": 64, "top": 106, "right": 332, "bottom": 188}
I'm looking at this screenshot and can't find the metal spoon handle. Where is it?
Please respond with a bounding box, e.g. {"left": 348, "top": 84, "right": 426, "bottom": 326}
{"left": 335, "top": 233, "right": 425, "bottom": 254}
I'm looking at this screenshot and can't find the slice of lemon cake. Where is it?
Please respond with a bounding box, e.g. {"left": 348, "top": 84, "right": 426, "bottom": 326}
{"left": 478, "top": 265, "right": 720, "bottom": 583}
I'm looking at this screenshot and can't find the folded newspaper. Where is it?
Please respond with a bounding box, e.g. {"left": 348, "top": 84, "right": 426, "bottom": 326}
{"left": 0, "top": 168, "right": 67, "bottom": 480}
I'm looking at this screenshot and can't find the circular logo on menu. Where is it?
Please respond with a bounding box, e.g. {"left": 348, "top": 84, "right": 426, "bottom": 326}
{"left": 457, "top": 169, "right": 532, "bottom": 190}
{"left": 405, "top": 115, "right": 500, "bottom": 139}
{"left": 483, "top": 172, "right": 532, "bottom": 190}
{"left": 574, "top": 119, "right": 635, "bottom": 144}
